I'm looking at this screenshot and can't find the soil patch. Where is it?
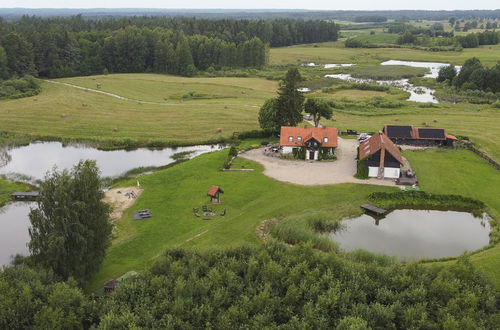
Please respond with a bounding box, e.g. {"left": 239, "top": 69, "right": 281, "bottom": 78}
{"left": 104, "top": 187, "right": 143, "bottom": 220}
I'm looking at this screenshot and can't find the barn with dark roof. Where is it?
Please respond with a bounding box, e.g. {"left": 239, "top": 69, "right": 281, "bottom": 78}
{"left": 359, "top": 132, "right": 404, "bottom": 179}
{"left": 384, "top": 125, "right": 457, "bottom": 146}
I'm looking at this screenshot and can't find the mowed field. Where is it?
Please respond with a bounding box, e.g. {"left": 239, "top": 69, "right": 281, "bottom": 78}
{"left": 270, "top": 41, "right": 500, "bottom": 66}
{"left": 0, "top": 74, "right": 277, "bottom": 145}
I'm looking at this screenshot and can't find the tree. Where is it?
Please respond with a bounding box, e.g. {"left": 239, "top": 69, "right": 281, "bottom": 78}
{"left": 436, "top": 65, "right": 457, "bottom": 84}
{"left": 258, "top": 98, "right": 281, "bottom": 132}
{"left": 1, "top": 32, "right": 35, "bottom": 76}
{"left": 0, "top": 46, "right": 8, "bottom": 79}
{"left": 304, "top": 98, "right": 332, "bottom": 127}
{"left": 276, "top": 68, "right": 305, "bottom": 127}
{"left": 29, "top": 160, "right": 112, "bottom": 284}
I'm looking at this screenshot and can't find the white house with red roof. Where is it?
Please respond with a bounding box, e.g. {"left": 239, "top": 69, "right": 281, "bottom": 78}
{"left": 280, "top": 126, "right": 338, "bottom": 161}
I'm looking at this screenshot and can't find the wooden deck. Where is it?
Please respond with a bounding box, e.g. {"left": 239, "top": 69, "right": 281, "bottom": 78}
{"left": 361, "top": 204, "right": 386, "bottom": 216}
{"left": 11, "top": 191, "right": 39, "bottom": 200}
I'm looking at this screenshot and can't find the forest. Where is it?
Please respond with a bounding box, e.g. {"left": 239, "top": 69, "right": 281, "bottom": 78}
{"left": 1, "top": 243, "right": 498, "bottom": 329}
{"left": 0, "top": 16, "right": 339, "bottom": 79}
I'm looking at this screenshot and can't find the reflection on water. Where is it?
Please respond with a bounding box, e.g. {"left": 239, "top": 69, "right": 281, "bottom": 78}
{"left": 0, "top": 142, "right": 224, "bottom": 180}
{"left": 0, "top": 202, "right": 34, "bottom": 266}
{"left": 331, "top": 209, "right": 490, "bottom": 260}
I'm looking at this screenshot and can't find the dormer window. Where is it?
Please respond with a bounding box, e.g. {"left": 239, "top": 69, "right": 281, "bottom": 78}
{"left": 323, "top": 137, "right": 329, "bottom": 143}
{"left": 297, "top": 136, "right": 302, "bottom": 142}
{"left": 289, "top": 136, "right": 294, "bottom": 142}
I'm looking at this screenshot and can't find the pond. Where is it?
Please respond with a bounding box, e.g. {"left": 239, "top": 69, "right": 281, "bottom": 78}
{"left": 0, "top": 141, "right": 224, "bottom": 181}
{"left": 330, "top": 209, "right": 490, "bottom": 260}
{"left": 0, "top": 202, "right": 34, "bottom": 266}
{"left": 380, "top": 60, "right": 461, "bottom": 79}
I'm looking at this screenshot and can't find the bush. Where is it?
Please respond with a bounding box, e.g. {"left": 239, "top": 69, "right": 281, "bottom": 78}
{"left": 0, "top": 75, "right": 41, "bottom": 100}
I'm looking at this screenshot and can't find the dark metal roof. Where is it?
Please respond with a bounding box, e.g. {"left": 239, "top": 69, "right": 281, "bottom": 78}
{"left": 417, "top": 128, "right": 446, "bottom": 139}
{"left": 385, "top": 125, "right": 413, "bottom": 138}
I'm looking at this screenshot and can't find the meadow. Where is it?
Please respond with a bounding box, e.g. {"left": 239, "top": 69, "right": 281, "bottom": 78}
{"left": 0, "top": 75, "right": 276, "bottom": 146}
{"left": 270, "top": 41, "right": 500, "bottom": 66}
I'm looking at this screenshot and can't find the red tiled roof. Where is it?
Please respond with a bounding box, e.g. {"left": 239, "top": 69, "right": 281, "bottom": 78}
{"left": 359, "top": 132, "right": 403, "bottom": 164}
{"left": 208, "top": 186, "right": 223, "bottom": 197}
{"left": 446, "top": 134, "right": 458, "bottom": 140}
{"left": 280, "top": 126, "right": 338, "bottom": 148}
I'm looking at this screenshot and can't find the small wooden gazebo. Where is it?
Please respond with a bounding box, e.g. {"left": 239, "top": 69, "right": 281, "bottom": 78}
{"left": 207, "top": 185, "right": 224, "bottom": 204}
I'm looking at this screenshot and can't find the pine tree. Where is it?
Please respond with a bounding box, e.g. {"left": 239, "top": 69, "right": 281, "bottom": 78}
{"left": 276, "top": 68, "right": 305, "bottom": 127}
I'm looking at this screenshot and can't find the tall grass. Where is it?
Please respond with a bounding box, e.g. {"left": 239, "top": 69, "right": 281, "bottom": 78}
{"left": 272, "top": 211, "right": 343, "bottom": 252}
{"left": 350, "top": 65, "right": 429, "bottom": 80}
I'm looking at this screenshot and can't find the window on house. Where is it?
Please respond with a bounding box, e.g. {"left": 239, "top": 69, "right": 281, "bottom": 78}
{"left": 289, "top": 136, "right": 294, "bottom": 142}
{"left": 297, "top": 136, "right": 302, "bottom": 142}
{"left": 323, "top": 137, "right": 329, "bottom": 143}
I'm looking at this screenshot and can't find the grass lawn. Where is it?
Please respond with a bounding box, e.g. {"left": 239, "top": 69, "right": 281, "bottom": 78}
{"left": 89, "top": 150, "right": 396, "bottom": 291}
{"left": 0, "top": 74, "right": 277, "bottom": 145}
{"left": 270, "top": 41, "right": 500, "bottom": 66}
{"left": 404, "top": 148, "right": 500, "bottom": 289}
{"left": 90, "top": 147, "right": 500, "bottom": 292}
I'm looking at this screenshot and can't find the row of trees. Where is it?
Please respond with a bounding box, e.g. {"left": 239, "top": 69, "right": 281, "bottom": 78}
{"left": 457, "top": 31, "right": 500, "bottom": 48}
{"left": 258, "top": 68, "right": 333, "bottom": 132}
{"left": 1, "top": 243, "right": 498, "bottom": 328}
{"left": 437, "top": 57, "right": 500, "bottom": 93}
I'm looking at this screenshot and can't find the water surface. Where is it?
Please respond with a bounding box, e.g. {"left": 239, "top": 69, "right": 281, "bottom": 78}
{"left": 331, "top": 209, "right": 490, "bottom": 259}
{"left": 0, "top": 202, "right": 34, "bottom": 266}
{"left": 0, "top": 142, "right": 223, "bottom": 180}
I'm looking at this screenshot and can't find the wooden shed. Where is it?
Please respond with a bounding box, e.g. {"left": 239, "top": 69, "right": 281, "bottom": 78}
{"left": 208, "top": 186, "right": 224, "bottom": 204}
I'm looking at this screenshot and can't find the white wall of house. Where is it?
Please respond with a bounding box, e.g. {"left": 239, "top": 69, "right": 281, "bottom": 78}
{"left": 383, "top": 167, "right": 400, "bottom": 179}
{"left": 282, "top": 146, "right": 294, "bottom": 154}
{"left": 368, "top": 167, "right": 379, "bottom": 178}
{"left": 368, "top": 166, "right": 400, "bottom": 179}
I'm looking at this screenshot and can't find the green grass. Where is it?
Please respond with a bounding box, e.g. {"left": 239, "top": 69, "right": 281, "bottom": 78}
{"left": 347, "top": 33, "right": 400, "bottom": 45}
{"left": 317, "top": 89, "right": 390, "bottom": 99}
{"left": 350, "top": 65, "right": 429, "bottom": 80}
{"left": 89, "top": 150, "right": 395, "bottom": 291}
{"left": 270, "top": 41, "right": 500, "bottom": 66}
{"left": 0, "top": 74, "right": 277, "bottom": 146}
{"left": 89, "top": 147, "right": 500, "bottom": 292}
{"left": 403, "top": 149, "right": 500, "bottom": 289}
{"left": 0, "top": 178, "right": 27, "bottom": 206}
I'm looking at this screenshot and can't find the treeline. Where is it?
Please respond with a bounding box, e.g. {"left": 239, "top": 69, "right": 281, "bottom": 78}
{"left": 353, "top": 15, "right": 387, "bottom": 23}
{"left": 437, "top": 57, "right": 500, "bottom": 94}
{"left": 0, "top": 16, "right": 340, "bottom": 78}
{"left": 1, "top": 243, "right": 498, "bottom": 328}
{"left": 457, "top": 31, "right": 500, "bottom": 48}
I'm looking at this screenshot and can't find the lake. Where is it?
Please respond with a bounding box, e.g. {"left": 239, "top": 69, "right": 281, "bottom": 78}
{"left": 331, "top": 209, "right": 490, "bottom": 259}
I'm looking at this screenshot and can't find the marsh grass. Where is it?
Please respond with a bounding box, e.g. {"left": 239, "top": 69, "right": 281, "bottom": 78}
{"left": 272, "top": 211, "right": 343, "bottom": 252}
{"left": 350, "top": 65, "right": 429, "bottom": 80}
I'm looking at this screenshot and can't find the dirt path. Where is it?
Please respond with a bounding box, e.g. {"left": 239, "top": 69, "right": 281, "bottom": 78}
{"left": 44, "top": 80, "right": 259, "bottom": 108}
{"left": 103, "top": 187, "right": 144, "bottom": 220}
{"left": 240, "top": 137, "right": 395, "bottom": 186}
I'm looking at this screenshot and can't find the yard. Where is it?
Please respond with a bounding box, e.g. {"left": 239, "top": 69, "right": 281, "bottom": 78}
{"left": 90, "top": 146, "right": 500, "bottom": 291}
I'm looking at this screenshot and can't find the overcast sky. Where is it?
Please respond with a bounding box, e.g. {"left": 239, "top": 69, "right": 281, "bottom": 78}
{"left": 1, "top": 0, "right": 499, "bottom": 10}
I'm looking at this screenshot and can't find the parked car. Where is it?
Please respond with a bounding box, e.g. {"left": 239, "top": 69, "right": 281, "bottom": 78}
{"left": 358, "top": 133, "right": 371, "bottom": 142}
{"left": 303, "top": 114, "right": 313, "bottom": 120}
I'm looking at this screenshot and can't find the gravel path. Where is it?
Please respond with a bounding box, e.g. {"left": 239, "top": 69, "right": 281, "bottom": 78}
{"left": 240, "top": 137, "right": 395, "bottom": 186}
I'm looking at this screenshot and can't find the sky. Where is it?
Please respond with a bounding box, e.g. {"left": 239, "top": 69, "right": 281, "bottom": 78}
{"left": 1, "top": 0, "right": 499, "bottom": 11}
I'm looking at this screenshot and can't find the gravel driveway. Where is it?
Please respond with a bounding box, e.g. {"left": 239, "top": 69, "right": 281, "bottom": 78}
{"left": 240, "top": 137, "right": 395, "bottom": 186}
